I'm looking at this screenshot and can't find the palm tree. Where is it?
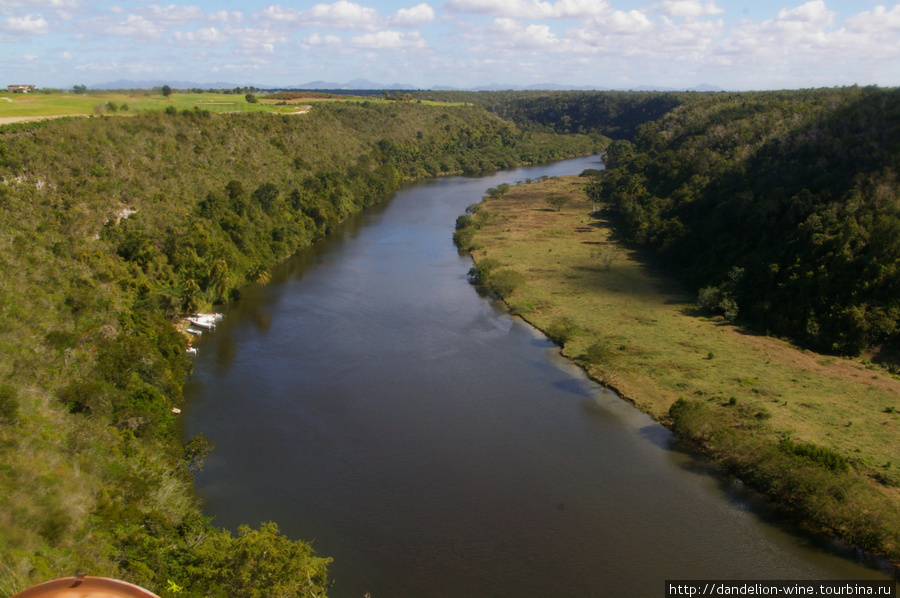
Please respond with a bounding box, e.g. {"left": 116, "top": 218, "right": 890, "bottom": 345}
{"left": 205, "top": 258, "right": 230, "bottom": 302}
{"left": 249, "top": 264, "right": 271, "bottom": 286}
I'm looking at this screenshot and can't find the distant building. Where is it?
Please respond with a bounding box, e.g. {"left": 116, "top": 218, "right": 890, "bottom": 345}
{"left": 7, "top": 85, "right": 36, "bottom": 93}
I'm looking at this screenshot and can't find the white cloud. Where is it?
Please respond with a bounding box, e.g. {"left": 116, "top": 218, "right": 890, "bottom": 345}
{"left": 443, "top": 0, "right": 515, "bottom": 15}
{"left": 651, "top": 0, "right": 723, "bottom": 18}
{"left": 302, "top": 32, "right": 342, "bottom": 47}
{"left": 718, "top": 0, "right": 837, "bottom": 58}
{"left": 350, "top": 30, "right": 426, "bottom": 49}
{"left": 0, "top": 0, "right": 79, "bottom": 10}
{"left": 103, "top": 14, "right": 163, "bottom": 40}
{"left": 258, "top": 5, "right": 302, "bottom": 23}
{"left": 173, "top": 26, "right": 227, "bottom": 45}
{"left": 228, "top": 26, "right": 288, "bottom": 56}
{"left": 836, "top": 4, "right": 900, "bottom": 60}
{"left": 307, "top": 1, "right": 381, "bottom": 30}
{"left": 657, "top": 15, "right": 722, "bottom": 48}
{"left": 256, "top": 1, "right": 433, "bottom": 31}
{"left": 209, "top": 10, "right": 242, "bottom": 23}
{"left": 138, "top": 4, "right": 207, "bottom": 26}
{"left": 772, "top": 0, "right": 835, "bottom": 37}
{"left": 488, "top": 17, "right": 559, "bottom": 49}
{"left": 76, "top": 5, "right": 246, "bottom": 45}
{"left": 604, "top": 9, "right": 653, "bottom": 33}
{"left": 3, "top": 14, "right": 50, "bottom": 34}
{"left": 845, "top": 4, "right": 900, "bottom": 35}
{"left": 445, "top": 0, "right": 610, "bottom": 19}
{"left": 389, "top": 3, "right": 435, "bottom": 27}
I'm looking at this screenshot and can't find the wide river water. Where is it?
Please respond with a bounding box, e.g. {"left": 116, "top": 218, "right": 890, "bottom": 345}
{"left": 183, "top": 156, "right": 891, "bottom": 597}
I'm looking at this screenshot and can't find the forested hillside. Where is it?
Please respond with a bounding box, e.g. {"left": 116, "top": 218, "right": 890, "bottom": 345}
{"left": 0, "top": 102, "right": 599, "bottom": 596}
{"left": 413, "top": 90, "right": 684, "bottom": 139}
{"left": 587, "top": 86, "right": 900, "bottom": 357}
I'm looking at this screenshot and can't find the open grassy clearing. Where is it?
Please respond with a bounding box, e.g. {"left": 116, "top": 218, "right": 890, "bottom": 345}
{"left": 468, "top": 175, "right": 900, "bottom": 488}
{"left": 0, "top": 91, "right": 457, "bottom": 123}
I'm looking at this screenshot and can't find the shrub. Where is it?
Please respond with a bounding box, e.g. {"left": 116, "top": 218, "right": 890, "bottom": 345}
{"left": 117, "top": 384, "right": 173, "bottom": 438}
{"left": 469, "top": 257, "right": 501, "bottom": 285}
{"left": 668, "top": 397, "right": 721, "bottom": 442}
{"left": 45, "top": 330, "right": 78, "bottom": 351}
{"left": 0, "top": 384, "right": 19, "bottom": 424}
{"left": 698, "top": 285, "right": 739, "bottom": 320}
{"left": 779, "top": 438, "right": 849, "bottom": 473}
{"left": 546, "top": 195, "right": 570, "bottom": 211}
{"left": 184, "top": 433, "right": 215, "bottom": 474}
{"left": 545, "top": 317, "right": 580, "bottom": 347}
{"left": 582, "top": 340, "right": 616, "bottom": 365}
{"left": 874, "top": 471, "right": 900, "bottom": 487}
{"left": 57, "top": 380, "right": 111, "bottom": 416}
{"left": 490, "top": 269, "right": 526, "bottom": 298}
{"left": 39, "top": 508, "right": 71, "bottom": 545}
{"left": 453, "top": 227, "right": 477, "bottom": 251}
{"left": 508, "top": 300, "right": 534, "bottom": 316}
{"left": 592, "top": 245, "right": 621, "bottom": 271}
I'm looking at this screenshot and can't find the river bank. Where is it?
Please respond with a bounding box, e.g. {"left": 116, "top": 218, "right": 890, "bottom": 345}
{"left": 458, "top": 174, "right": 900, "bottom": 569}
{"left": 0, "top": 104, "right": 603, "bottom": 595}
{"left": 184, "top": 155, "right": 890, "bottom": 597}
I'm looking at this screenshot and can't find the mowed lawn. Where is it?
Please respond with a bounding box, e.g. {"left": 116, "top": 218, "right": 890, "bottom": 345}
{"left": 469, "top": 175, "right": 900, "bottom": 481}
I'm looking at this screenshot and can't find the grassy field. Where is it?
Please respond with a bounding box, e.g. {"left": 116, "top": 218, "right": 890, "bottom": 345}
{"left": 463, "top": 174, "right": 900, "bottom": 557}
{"left": 0, "top": 90, "right": 411, "bottom": 122}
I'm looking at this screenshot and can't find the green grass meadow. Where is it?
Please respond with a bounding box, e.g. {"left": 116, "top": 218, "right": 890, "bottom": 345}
{"left": 0, "top": 90, "right": 392, "bottom": 119}
{"left": 462, "top": 175, "right": 900, "bottom": 560}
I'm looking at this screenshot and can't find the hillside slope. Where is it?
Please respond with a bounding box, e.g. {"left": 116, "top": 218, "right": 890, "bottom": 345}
{"left": 589, "top": 86, "right": 900, "bottom": 356}
{"left": 0, "top": 102, "right": 599, "bottom": 595}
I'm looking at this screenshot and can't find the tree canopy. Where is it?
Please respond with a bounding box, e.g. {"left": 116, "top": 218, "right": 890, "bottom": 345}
{"left": 0, "top": 101, "right": 598, "bottom": 595}
{"left": 589, "top": 86, "right": 900, "bottom": 356}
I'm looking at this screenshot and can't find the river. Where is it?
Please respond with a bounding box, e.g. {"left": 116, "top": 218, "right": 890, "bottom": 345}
{"left": 183, "top": 156, "right": 890, "bottom": 598}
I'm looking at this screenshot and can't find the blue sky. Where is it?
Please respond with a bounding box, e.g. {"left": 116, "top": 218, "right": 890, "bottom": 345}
{"left": 2, "top": 0, "right": 898, "bottom": 90}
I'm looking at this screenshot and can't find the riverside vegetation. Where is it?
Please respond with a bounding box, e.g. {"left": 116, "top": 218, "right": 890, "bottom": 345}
{"left": 0, "top": 99, "right": 601, "bottom": 595}
{"left": 454, "top": 86, "right": 900, "bottom": 567}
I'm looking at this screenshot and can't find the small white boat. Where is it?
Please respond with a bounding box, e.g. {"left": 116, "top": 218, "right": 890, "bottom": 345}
{"left": 186, "top": 328, "right": 203, "bottom": 336}
{"left": 195, "top": 312, "right": 224, "bottom": 321}
{"left": 186, "top": 346, "right": 198, "bottom": 356}
{"left": 188, "top": 313, "right": 224, "bottom": 330}
{"left": 188, "top": 318, "right": 215, "bottom": 330}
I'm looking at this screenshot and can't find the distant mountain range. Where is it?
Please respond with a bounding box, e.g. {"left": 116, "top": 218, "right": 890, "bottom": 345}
{"left": 89, "top": 79, "right": 723, "bottom": 93}
{"left": 88, "top": 80, "right": 242, "bottom": 91}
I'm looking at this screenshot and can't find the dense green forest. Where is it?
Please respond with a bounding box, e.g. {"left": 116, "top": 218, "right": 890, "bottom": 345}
{"left": 0, "top": 101, "right": 600, "bottom": 596}
{"left": 412, "top": 90, "right": 684, "bottom": 139}
{"left": 581, "top": 86, "right": 900, "bottom": 357}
